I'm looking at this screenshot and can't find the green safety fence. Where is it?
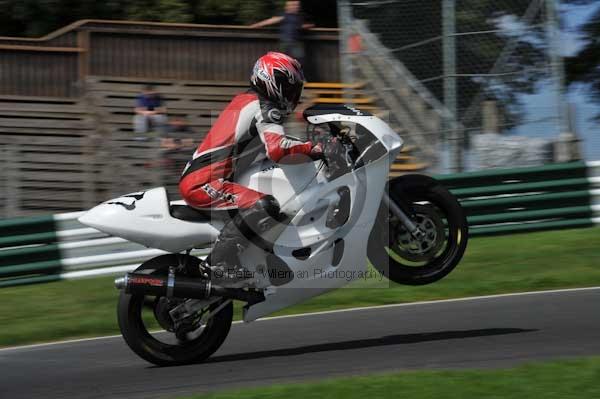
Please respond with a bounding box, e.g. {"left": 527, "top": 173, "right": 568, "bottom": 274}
{"left": 435, "top": 161, "right": 600, "bottom": 236}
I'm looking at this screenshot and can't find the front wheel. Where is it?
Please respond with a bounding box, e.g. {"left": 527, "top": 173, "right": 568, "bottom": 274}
{"left": 117, "top": 254, "right": 233, "bottom": 366}
{"left": 368, "top": 175, "right": 468, "bottom": 285}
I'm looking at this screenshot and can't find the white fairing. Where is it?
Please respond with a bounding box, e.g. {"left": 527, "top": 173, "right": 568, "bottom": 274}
{"left": 79, "top": 112, "right": 403, "bottom": 322}
{"left": 242, "top": 153, "right": 394, "bottom": 321}
{"left": 305, "top": 113, "right": 402, "bottom": 152}
{"left": 236, "top": 160, "right": 322, "bottom": 213}
{"left": 78, "top": 188, "right": 223, "bottom": 253}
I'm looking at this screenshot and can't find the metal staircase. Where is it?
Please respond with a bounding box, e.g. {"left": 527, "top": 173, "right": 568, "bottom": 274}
{"left": 345, "top": 20, "right": 466, "bottom": 173}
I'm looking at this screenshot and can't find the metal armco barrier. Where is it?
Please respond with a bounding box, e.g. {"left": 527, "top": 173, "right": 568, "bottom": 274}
{"left": 1, "top": 161, "right": 599, "bottom": 288}
{"left": 0, "top": 212, "right": 209, "bottom": 288}
{"left": 439, "top": 160, "right": 600, "bottom": 236}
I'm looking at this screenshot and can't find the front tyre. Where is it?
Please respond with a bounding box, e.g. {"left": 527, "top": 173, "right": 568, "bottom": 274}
{"left": 368, "top": 175, "right": 468, "bottom": 285}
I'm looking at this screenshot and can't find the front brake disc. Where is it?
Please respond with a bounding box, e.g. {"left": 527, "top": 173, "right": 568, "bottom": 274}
{"left": 390, "top": 204, "right": 446, "bottom": 263}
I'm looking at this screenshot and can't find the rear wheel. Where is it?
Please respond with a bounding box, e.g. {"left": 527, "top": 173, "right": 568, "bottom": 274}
{"left": 117, "top": 254, "right": 233, "bottom": 366}
{"left": 368, "top": 175, "right": 468, "bottom": 285}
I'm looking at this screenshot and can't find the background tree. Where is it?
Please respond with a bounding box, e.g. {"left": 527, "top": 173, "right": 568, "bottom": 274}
{"left": 0, "top": 0, "right": 337, "bottom": 37}
{"left": 194, "top": 0, "right": 283, "bottom": 25}
{"left": 127, "top": 0, "right": 193, "bottom": 23}
{"left": 354, "top": 0, "right": 550, "bottom": 128}
{"left": 564, "top": 0, "right": 600, "bottom": 120}
{"left": 0, "top": 0, "right": 129, "bottom": 37}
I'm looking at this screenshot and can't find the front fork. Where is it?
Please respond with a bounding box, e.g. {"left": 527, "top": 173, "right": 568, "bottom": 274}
{"left": 382, "top": 192, "right": 424, "bottom": 239}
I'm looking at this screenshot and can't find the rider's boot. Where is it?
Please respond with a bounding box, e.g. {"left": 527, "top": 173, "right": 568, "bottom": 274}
{"left": 209, "top": 195, "right": 282, "bottom": 287}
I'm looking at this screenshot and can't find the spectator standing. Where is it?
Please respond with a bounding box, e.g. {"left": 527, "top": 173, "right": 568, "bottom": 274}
{"left": 250, "top": 1, "right": 314, "bottom": 66}
{"left": 133, "top": 85, "right": 168, "bottom": 136}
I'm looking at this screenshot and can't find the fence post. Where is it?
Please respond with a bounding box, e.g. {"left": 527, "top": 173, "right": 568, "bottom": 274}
{"left": 545, "top": 0, "right": 570, "bottom": 136}
{"left": 76, "top": 29, "right": 90, "bottom": 97}
{"left": 337, "top": 0, "right": 354, "bottom": 101}
{"left": 482, "top": 101, "right": 501, "bottom": 134}
{"left": 442, "top": 0, "right": 462, "bottom": 172}
{"left": 5, "top": 144, "right": 20, "bottom": 216}
{"left": 81, "top": 135, "right": 97, "bottom": 210}
{"left": 0, "top": 145, "right": 5, "bottom": 217}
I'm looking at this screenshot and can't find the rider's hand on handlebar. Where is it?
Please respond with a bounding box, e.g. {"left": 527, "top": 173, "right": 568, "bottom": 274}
{"left": 309, "top": 143, "right": 327, "bottom": 164}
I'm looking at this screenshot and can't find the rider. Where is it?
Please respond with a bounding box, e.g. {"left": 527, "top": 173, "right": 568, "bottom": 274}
{"left": 179, "top": 52, "right": 324, "bottom": 284}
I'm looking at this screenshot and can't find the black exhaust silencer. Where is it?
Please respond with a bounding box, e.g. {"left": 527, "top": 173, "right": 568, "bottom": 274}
{"left": 118, "top": 272, "right": 264, "bottom": 304}
{"left": 122, "top": 273, "right": 210, "bottom": 298}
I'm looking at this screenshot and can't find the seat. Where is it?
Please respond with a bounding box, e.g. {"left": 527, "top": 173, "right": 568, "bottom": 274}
{"left": 170, "top": 204, "right": 236, "bottom": 223}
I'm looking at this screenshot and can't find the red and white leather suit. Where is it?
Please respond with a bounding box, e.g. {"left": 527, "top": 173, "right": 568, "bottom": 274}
{"left": 179, "top": 91, "right": 312, "bottom": 210}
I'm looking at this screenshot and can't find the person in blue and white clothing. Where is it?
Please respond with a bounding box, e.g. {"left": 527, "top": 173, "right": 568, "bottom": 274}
{"left": 133, "top": 84, "right": 168, "bottom": 135}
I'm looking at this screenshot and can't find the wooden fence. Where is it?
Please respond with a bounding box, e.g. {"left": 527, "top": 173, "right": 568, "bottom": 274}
{"left": 0, "top": 20, "right": 340, "bottom": 98}
{"left": 0, "top": 74, "right": 427, "bottom": 217}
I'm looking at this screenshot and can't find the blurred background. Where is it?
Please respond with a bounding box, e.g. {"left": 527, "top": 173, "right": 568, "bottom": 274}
{"left": 1, "top": 4, "right": 600, "bottom": 391}
{"left": 342, "top": 0, "right": 599, "bottom": 172}
{"left": 0, "top": 0, "right": 597, "bottom": 217}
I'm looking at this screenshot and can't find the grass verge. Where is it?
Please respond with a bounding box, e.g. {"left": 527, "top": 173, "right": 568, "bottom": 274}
{"left": 178, "top": 357, "right": 600, "bottom": 399}
{"left": 1, "top": 227, "right": 599, "bottom": 347}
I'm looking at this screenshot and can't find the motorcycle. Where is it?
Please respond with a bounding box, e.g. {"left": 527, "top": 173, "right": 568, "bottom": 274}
{"left": 79, "top": 104, "right": 468, "bottom": 366}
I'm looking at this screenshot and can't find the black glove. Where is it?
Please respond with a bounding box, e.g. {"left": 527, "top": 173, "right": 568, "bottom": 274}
{"left": 309, "top": 143, "right": 327, "bottom": 163}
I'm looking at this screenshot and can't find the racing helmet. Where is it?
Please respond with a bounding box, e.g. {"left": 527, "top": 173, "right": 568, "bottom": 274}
{"left": 250, "top": 52, "right": 305, "bottom": 114}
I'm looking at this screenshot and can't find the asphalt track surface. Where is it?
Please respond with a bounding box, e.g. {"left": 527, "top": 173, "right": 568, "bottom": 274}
{"left": 2, "top": 287, "right": 600, "bottom": 399}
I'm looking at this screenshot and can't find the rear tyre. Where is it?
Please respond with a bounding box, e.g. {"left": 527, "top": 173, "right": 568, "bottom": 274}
{"left": 368, "top": 175, "right": 468, "bottom": 285}
{"left": 117, "top": 254, "right": 233, "bottom": 366}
